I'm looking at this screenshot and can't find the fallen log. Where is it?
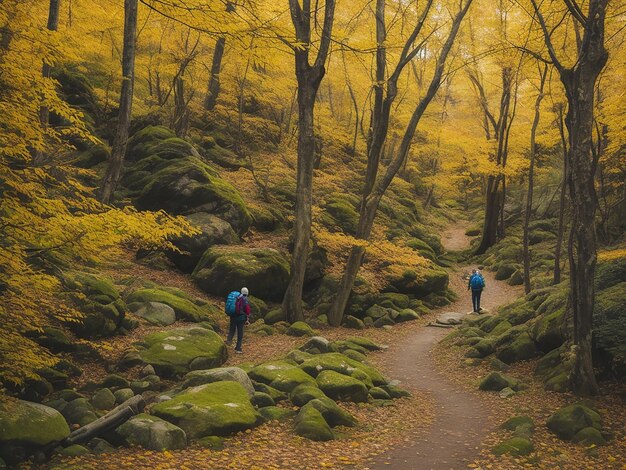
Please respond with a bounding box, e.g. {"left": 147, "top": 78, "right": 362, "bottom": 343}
{"left": 62, "top": 395, "right": 145, "bottom": 446}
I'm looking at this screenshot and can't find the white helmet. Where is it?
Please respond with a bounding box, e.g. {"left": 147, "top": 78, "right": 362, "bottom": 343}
{"left": 241, "top": 287, "right": 249, "bottom": 296}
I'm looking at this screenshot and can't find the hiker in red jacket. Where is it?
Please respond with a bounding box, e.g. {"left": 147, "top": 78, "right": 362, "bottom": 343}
{"left": 226, "top": 287, "right": 251, "bottom": 353}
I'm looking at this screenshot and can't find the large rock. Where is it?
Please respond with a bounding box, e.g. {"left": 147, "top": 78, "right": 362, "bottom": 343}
{"left": 316, "top": 370, "right": 368, "bottom": 403}
{"left": 60, "top": 398, "right": 97, "bottom": 426}
{"left": 116, "top": 413, "right": 187, "bottom": 451}
{"left": 546, "top": 404, "right": 602, "bottom": 440}
{"left": 131, "top": 153, "right": 252, "bottom": 235}
{"left": 247, "top": 361, "right": 316, "bottom": 392}
{"left": 126, "top": 288, "right": 216, "bottom": 323}
{"left": 496, "top": 333, "right": 539, "bottom": 364}
{"left": 168, "top": 213, "right": 239, "bottom": 272}
{"left": 299, "top": 353, "right": 386, "bottom": 386}
{"left": 286, "top": 321, "right": 315, "bottom": 337}
{"left": 300, "top": 336, "right": 331, "bottom": 354}
{"left": 151, "top": 382, "right": 261, "bottom": 439}
{"left": 492, "top": 437, "right": 534, "bottom": 456}
{"left": 138, "top": 327, "right": 227, "bottom": 378}
{"left": 192, "top": 247, "right": 290, "bottom": 302}
{"left": 289, "top": 385, "right": 327, "bottom": 407}
{"left": 384, "top": 264, "right": 449, "bottom": 297}
{"left": 0, "top": 399, "right": 70, "bottom": 464}
{"left": 64, "top": 272, "right": 126, "bottom": 338}
{"left": 478, "top": 372, "right": 524, "bottom": 392}
{"left": 304, "top": 397, "right": 357, "bottom": 427}
{"left": 132, "top": 302, "right": 176, "bottom": 326}
{"left": 294, "top": 406, "right": 334, "bottom": 441}
{"left": 182, "top": 367, "right": 255, "bottom": 396}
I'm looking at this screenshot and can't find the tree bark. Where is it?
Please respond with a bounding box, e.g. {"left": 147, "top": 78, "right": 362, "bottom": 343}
{"left": 554, "top": 103, "right": 568, "bottom": 285}
{"left": 99, "top": 0, "right": 138, "bottom": 204}
{"left": 523, "top": 64, "right": 547, "bottom": 294}
{"left": 532, "top": 0, "right": 608, "bottom": 396}
{"left": 327, "top": 0, "right": 473, "bottom": 326}
{"left": 281, "top": 0, "right": 336, "bottom": 323}
{"left": 204, "top": 36, "right": 226, "bottom": 110}
{"left": 39, "top": 0, "right": 60, "bottom": 127}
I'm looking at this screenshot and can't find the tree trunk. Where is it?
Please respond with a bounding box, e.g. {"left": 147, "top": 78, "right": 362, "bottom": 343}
{"left": 282, "top": 70, "right": 321, "bottom": 323}
{"left": 327, "top": 0, "right": 472, "bottom": 326}
{"left": 39, "top": 0, "right": 60, "bottom": 127}
{"left": 282, "top": 0, "right": 336, "bottom": 323}
{"left": 99, "top": 0, "right": 138, "bottom": 204}
{"left": 554, "top": 103, "right": 568, "bottom": 285}
{"left": 523, "top": 64, "right": 547, "bottom": 294}
{"left": 172, "top": 76, "right": 188, "bottom": 137}
{"left": 204, "top": 37, "right": 225, "bottom": 111}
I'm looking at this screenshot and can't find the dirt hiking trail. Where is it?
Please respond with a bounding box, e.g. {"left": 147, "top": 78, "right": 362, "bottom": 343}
{"left": 368, "top": 222, "right": 522, "bottom": 469}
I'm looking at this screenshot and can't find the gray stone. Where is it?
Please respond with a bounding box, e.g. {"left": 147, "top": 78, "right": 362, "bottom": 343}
{"left": 116, "top": 413, "right": 187, "bottom": 451}
{"left": 182, "top": 367, "right": 255, "bottom": 396}
{"left": 436, "top": 312, "right": 464, "bottom": 325}
{"left": 300, "top": 336, "right": 331, "bottom": 354}
{"left": 133, "top": 302, "right": 177, "bottom": 326}
{"left": 113, "top": 388, "right": 135, "bottom": 404}
{"left": 91, "top": 388, "right": 116, "bottom": 410}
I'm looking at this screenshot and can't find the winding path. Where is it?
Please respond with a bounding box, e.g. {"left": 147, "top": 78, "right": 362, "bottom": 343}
{"left": 368, "top": 222, "right": 521, "bottom": 469}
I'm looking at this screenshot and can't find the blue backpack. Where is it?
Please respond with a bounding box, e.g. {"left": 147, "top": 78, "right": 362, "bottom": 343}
{"left": 470, "top": 274, "right": 485, "bottom": 290}
{"left": 225, "top": 291, "right": 240, "bottom": 316}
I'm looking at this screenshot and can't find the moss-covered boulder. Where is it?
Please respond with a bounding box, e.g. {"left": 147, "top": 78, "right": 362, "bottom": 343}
{"left": 168, "top": 213, "right": 239, "bottom": 272}
{"left": 316, "top": 370, "right": 368, "bottom": 403}
{"left": 126, "top": 288, "right": 216, "bottom": 323}
{"left": 192, "top": 247, "right": 289, "bottom": 301}
{"left": 294, "top": 406, "right": 334, "bottom": 441}
{"left": 251, "top": 392, "right": 275, "bottom": 408}
{"left": 151, "top": 382, "right": 261, "bottom": 439}
{"left": 116, "top": 413, "right": 187, "bottom": 451}
{"left": 532, "top": 310, "right": 566, "bottom": 353}
{"left": 492, "top": 437, "right": 534, "bottom": 456}
{"left": 343, "top": 315, "right": 366, "bottom": 329}
{"left": 508, "top": 270, "right": 524, "bottom": 286}
{"left": 344, "top": 336, "right": 383, "bottom": 351}
{"left": 479, "top": 372, "right": 524, "bottom": 392}
{"left": 384, "top": 264, "right": 449, "bottom": 297}
{"left": 496, "top": 333, "right": 538, "bottom": 364}
{"left": 138, "top": 327, "right": 227, "bottom": 378}
{"left": 131, "top": 155, "right": 252, "bottom": 235}
{"left": 322, "top": 193, "right": 359, "bottom": 235}
{"left": 259, "top": 406, "right": 295, "bottom": 422}
{"left": 289, "top": 384, "right": 327, "bottom": 407}
{"left": 252, "top": 382, "right": 288, "bottom": 403}
{"left": 376, "top": 293, "right": 411, "bottom": 310}
{"left": 300, "top": 336, "right": 331, "bottom": 354}
{"left": 182, "top": 367, "right": 255, "bottom": 396}
{"left": 0, "top": 399, "right": 71, "bottom": 464}
{"left": 304, "top": 397, "right": 357, "bottom": 427}
{"left": 299, "top": 353, "right": 386, "bottom": 386}
{"left": 114, "top": 389, "right": 134, "bottom": 405}
{"left": 546, "top": 404, "right": 602, "bottom": 440}
{"left": 58, "top": 444, "right": 90, "bottom": 457}
{"left": 132, "top": 302, "right": 176, "bottom": 326}
{"left": 196, "top": 435, "right": 224, "bottom": 450}
{"left": 264, "top": 308, "right": 286, "bottom": 325}
{"left": 91, "top": 388, "right": 115, "bottom": 410}
{"left": 285, "top": 321, "right": 315, "bottom": 337}
{"left": 395, "top": 309, "right": 420, "bottom": 323}
{"left": 572, "top": 427, "right": 606, "bottom": 446}
{"left": 64, "top": 272, "right": 126, "bottom": 338}
{"left": 248, "top": 361, "right": 317, "bottom": 392}
{"left": 501, "top": 416, "right": 534, "bottom": 433}
{"left": 495, "top": 264, "right": 517, "bottom": 281}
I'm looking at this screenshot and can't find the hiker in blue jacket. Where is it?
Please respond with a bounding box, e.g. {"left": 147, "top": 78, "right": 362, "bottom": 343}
{"left": 468, "top": 269, "right": 485, "bottom": 313}
{"left": 226, "top": 287, "right": 251, "bottom": 353}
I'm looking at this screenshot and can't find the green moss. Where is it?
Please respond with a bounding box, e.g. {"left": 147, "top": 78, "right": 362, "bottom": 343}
{"left": 492, "top": 437, "right": 534, "bottom": 456}
{"left": 258, "top": 406, "right": 295, "bottom": 422}
{"left": 192, "top": 247, "right": 289, "bottom": 302}
{"left": 376, "top": 293, "right": 411, "bottom": 310}
{"left": 572, "top": 427, "right": 606, "bottom": 446}
{"left": 501, "top": 416, "right": 534, "bottom": 433}
{"left": 546, "top": 404, "right": 602, "bottom": 440}
{"left": 479, "top": 372, "right": 524, "bottom": 392}
{"left": 323, "top": 198, "right": 359, "bottom": 235}
{"left": 248, "top": 361, "right": 317, "bottom": 392}
{"left": 196, "top": 435, "right": 224, "bottom": 450}
{"left": 126, "top": 288, "right": 214, "bottom": 322}
{"left": 496, "top": 333, "right": 538, "bottom": 364}
{"left": 138, "top": 327, "right": 227, "bottom": 377}
{"left": 593, "top": 282, "right": 626, "bottom": 379}
{"left": 151, "top": 382, "right": 261, "bottom": 439}
{"left": 299, "top": 353, "right": 386, "bottom": 386}
{"left": 127, "top": 126, "right": 176, "bottom": 161}
{"left": 595, "top": 257, "right": 626, "bottom": 290}
{"left": 303, "top": 397, "right": 357, "bottom": 427}
{"left": 532, "top": 309, "right": 566, "bottom": 353}
{"left": 294, "top": 406, "right": 334, "bottom": 441}
{"left": 290, "top": 384, "right": 327, "bottom": 407}
{"left": 495, "top": 264, "right": 517, "bottom": 281}
{"left": 286, "top": 321, "right": 315, "bottom": 337}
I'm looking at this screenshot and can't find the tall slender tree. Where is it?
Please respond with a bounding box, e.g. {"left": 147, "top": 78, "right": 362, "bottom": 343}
{"left": 281, "top": 0, "right": 336, "bottom": 323}
{"left": 530, "top": 0, "right": 609, "bottom": 396}
{"left": 523, "top": 63, "right": 548, "bottom": 294}
{"left": 327, "top": 0, "right": 474, "bottom": 326}
{"left": 99, "top": 0, "right": 138, "bottom": 203}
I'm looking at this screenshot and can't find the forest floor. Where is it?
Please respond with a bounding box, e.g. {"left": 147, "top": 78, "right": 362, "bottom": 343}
{"left": 43, "top": 220, "right": 626, "bottom": 469}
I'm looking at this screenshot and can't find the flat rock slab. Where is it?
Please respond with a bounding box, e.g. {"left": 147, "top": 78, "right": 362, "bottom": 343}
{"left": 435, "top": 312, "right": 465, "bottom": 325}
